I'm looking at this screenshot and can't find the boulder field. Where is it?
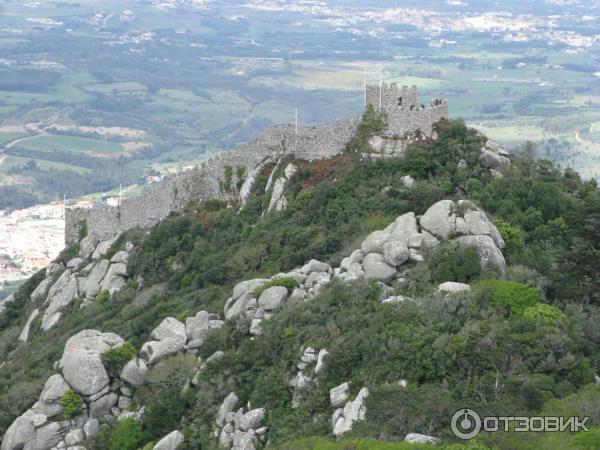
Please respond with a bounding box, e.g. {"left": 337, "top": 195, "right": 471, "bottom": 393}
{"left": 2, "top": 199, "right": 506, "bottom": 450}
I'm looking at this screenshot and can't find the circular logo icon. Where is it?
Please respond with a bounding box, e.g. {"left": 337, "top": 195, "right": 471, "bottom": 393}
{"left": 451, "top": 408, "right": 482, "bottom": 440}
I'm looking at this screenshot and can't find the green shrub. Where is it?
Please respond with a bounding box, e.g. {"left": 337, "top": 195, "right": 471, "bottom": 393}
{"left": 522, "top": 303, "right": 568, "bottom": 324}
{"left": 109, "top": 418, "right": 145, "bottom": 450}
{"left": 78, "top": 219, "right": 88, "bottom": 241}
{"left": 483, "top": 280, "right": 542, "bottom": 316}
{"left": 255, "top": 277, "right": 298, "bottom": 297}
{"left": 95, "top": 289, "right": 110, "bottom": 303}
{"left": 102, "top": 342, "right": 137, "bottom": 378}
{"left": 428, "top": 242, "right": 481, "bottom": 283}
{"left": 61, "top": 390, "right": 83, "bottom": 419}
{"left": 272, "top": 436, "right": 440, "bottom": 449}
{"left": 572, "top": 429, "right": 600, "bottom": 450}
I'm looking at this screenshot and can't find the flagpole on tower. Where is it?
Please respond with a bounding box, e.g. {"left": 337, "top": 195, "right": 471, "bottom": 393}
{"left": 294, "top": 107, "right": 298, "bottom": 154}
{"left": 364, "top": 67, "right": 367, "bottom": 107}
{"left": 379, "top": 65, "right": 383, "bottom": 109}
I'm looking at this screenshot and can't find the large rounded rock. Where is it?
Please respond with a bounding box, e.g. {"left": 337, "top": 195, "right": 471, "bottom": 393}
{"left": 110, "top": 251, "right": 129, "bottom": 265}
{"left": 150, "top": 317, "right": 187, "bottom": 342}
{"left": 83, "top": 418, "right": 100, "bottom": 439}
{"left": 140, "top": 338, "right": 185, "bottom": 366}
{"left": 30, "top": 277, "right": 53, "bottom": 302}
{"left": 89, "top": 392, "right": 118, "bottom": 418}
{"left": 100, "top": 263, "right": 127, "bottom": 295}
{"left": 330, "top": 382, "right": 350, "bottom": 408}
{"left": 405, "top": 433, "right": 441, "bottom": 444}
{"left": 59, "top": 330, "right": 124, "bottom": 397}
{"left": 360, "top": 230, "right": 390, "bottom": 254}
{"left": 363, "top": 253, "right": 396, "bottom": 284}
{"left": 385, "top": 212, "right": 419, "bottom": 243}
{"left": 65, "top": 428, "right": 85, "bottom": 446}
{"left": 240, "top": 408, "right": 264, "bottom": 431}
{"left": 232, "top": 279, "right": 268, "bottom": 301}
{"left": 79, "top": 236, "right": 98, "bottom": 260}
{"left": 305, "top": 271, "right": 330, "bottom": 288}
{"left": 258, "top": 286, "right": 288, "bottom": 311}
{"left": 92, "top": 236, "right": 118, "bottom": 260}
{"left": 18, "top": 308, "right": 40, "bottom": 342}
{"left": 42, "top": 270, "right": 80, "bottom": 331}
{"left": 216, "top": 392, "right": 239, "bottom": 427}
{"left": 408, "top": 231, "right": 440, "bottom": 250}
{"left": 382, "top": 238, "right": 409, "bottom": 267}
{"left": 459, "top": 200, "right": 504, "bottom": 248}
{"left": 79, "top": 260, "right": 110, "bottom": 300}
{"left": 40, "top": 374, "right": 70, "bottom": 404}
{"left": 438, "top": 282, "right": 471, "bottom": 294}
{"left": 153, "top": 430, "right": 184, "bottom": 450}
{"left": 333, "top": 387, "right": 369, "bottom": 437}
{"left": 225, "top": 292, "right": 255, "bottom": 321}
{"left": 0, "top": 413, "right": 36, "bottom": 450}
{"left": 121, "top": 358, "right": 148, "bottom": 387}
{"left": 301, "top": 259, "right": 331, "bottom": 275}
{"left": 419, "top": 200, "right": 457, "bottom": 241}
{"left": 186, "top": 311, "right": 224, "bottom": 348}
{"left": 454, "top": 235, "right": 506, "bottom": 274}
{"left": 31, "top": 421, "right": 68, "bottom": 450}
{"left": 480, "top": 148, "right": 510, "bottom": 171}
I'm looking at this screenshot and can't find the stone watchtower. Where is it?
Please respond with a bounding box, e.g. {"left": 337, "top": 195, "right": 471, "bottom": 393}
{"left": 365, "top": 83, "right": 448, "bottom": 138}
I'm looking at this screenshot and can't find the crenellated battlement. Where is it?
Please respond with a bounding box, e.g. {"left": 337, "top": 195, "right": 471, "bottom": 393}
{"left": 365, "top": 83, "right": 447, "bottom": 137}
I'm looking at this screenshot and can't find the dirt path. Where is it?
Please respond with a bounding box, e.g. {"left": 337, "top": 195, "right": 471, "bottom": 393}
{"left": 4, "top": 133, "right": 47, "bottom": 149}
{"left": 0, "top": 154, "right": 6, "bottom": 168}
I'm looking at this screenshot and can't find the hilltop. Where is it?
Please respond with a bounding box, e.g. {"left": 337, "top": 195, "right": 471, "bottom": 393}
{"left": 1, "top": 113, "right": 599, "bottom": 450}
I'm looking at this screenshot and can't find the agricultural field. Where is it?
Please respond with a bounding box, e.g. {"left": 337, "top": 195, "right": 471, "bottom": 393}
{"left": 0, "top": 0, "right": 598, "bottom": 210}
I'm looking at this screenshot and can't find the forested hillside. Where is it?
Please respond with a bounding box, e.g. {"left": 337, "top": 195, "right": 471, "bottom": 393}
{"left": 1, "top": 116, "right": 599, "bottom": 449}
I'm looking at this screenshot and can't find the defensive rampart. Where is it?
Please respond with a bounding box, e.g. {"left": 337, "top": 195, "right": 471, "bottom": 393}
{"left": 65, "top": 119, "right": 358, "bottom": 243}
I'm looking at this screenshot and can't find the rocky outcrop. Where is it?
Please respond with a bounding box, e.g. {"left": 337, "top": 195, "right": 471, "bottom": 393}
{"left": 153, "top": 430, "right": 184, "bottom": 450}
{"left": 330, "top": 384, "right": 369, "bottom": 436}
{"left": 224, "top": 199, "right": 505, "bottom": 337}
{"left": 239, "top": 158, "right": 271, "bottom": 207}
{"left": 59, "top": 330, "right": 124, "bottom": 397}
{"left": 79, "top": 260, "right": 109, "bottom": 300}
{"left": 288, "top": 347, "right": 328, "bottom": 407}
{"left": 140, "top": 337, "right": 186, "bottom": 366}
{"left": 266, "top": 162, "right": 296, "bottom": 213}
{"left": 1, "top": 329, "right": 129, "bottom": 450}
{"left": 405, "top": 433, "right": 441, "bottom": 444}
{"left": 121, "top": 358, "right": 148, "bottom": 387}
{"left": 24, "top": 236, "right": 135, "bottom": 333}
{"left": 419, "top": 200, "right": 505, "bottom": 273}
{"left": 185, "top": 311, "right": 224, "bottom": 349}
{"left": 438, "top": 282, "right": 471, "bottom": 294}
{"left": 215, "top": 393, "right": 267, "bottom": 450}
{"left": 18, "top": 308, "right": 40, "bottom": 342}
{"left": 41, "top": 270, "right": 80, "bottom": 331}
{"left": 480, "top": 139, "right": 510, "bottom": 175}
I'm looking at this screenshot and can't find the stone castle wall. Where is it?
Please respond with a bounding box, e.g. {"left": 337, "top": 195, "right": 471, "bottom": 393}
{"left": 65, "top": 83, "right": 447, "bottom": 244}
{"left": 365, "top": 83, "right": 447, "bottom": 138}
{"left": 65, "top": 119, "right": 359, "bottom": 243}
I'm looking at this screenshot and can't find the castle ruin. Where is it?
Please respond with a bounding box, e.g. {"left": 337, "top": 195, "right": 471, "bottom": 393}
{"left": 365, "top": 83, "right": 448, "bottom": 138}
{"left": 65, "top": 84, "right": 447, "bottom": 244}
